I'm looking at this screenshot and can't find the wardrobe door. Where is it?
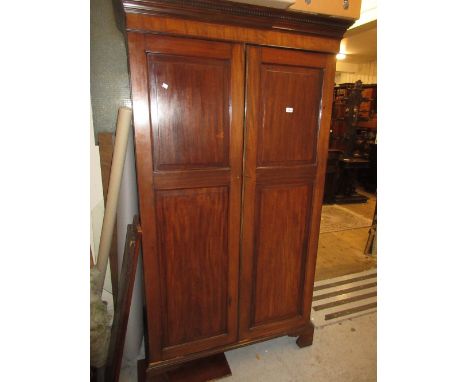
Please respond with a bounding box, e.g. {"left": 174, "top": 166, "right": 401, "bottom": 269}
{"left": 239, "top": 46, "right": 336, "bottom": 340}
{"left": 127, "top": 33, "right": 245, "bottom": 361}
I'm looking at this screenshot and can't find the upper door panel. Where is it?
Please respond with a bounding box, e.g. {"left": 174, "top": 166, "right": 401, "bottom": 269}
{"left": 146, "top": 37, "right": 232, "bottom": 171}
{"left": 258, "top": 63, "right": 323, "bottom": 165}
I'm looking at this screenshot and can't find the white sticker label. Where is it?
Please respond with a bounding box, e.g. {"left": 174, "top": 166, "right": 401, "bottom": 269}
{"left": 286, "top": 107, "right": 294, "bottom": 113}
{"left": 162, "top": 83, "right": 169, "bottom": 89}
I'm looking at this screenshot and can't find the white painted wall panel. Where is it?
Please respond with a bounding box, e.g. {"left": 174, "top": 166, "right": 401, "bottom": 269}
{"left": 336, "top": 60, "right": 377, "bottom": 84}
{"left": 116, "top": 126, "right": 144, "bottom": 364}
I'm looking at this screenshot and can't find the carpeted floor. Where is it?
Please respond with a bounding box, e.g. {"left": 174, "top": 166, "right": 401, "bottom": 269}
{"left": 316, "top": 190, "right": 377, "bottom": 281}
{"left": 320, "top": 205, "right": 372, "bottom": 233}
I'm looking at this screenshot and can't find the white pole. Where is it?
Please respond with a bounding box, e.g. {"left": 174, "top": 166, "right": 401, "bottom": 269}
{"left": 96, "top": 107, "right": 132, "bottom": 294}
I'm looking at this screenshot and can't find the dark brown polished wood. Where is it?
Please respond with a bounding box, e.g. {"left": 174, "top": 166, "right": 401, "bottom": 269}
{"left": 122, "top": 0, "right": 352, "bottom": 38}
{"left": 122, "top": 0, "right": 351, "bottom": 380}
{"left": 138, "top": 353, "right": 231, "bottom": 382}
{"left": 128, "top": 33, "right": 244, "bottom": 364}
{"left": 239, "top": 46, "right": 336, "bottom": 342}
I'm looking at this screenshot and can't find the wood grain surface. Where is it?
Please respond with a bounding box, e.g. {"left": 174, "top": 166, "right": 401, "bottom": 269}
{"left": 239, "top": 45, "right": 335, "bottom": 341}
{"left": 123, "top": 1, "right": 343, "bottom": 376}
{"left": 128, "top": 34, "right": 244, "bottom": 363}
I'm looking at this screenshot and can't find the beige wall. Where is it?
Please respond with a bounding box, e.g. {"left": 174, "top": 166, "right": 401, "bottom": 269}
{"left": 335, "top": 60, "right": 377, "bottom": 84}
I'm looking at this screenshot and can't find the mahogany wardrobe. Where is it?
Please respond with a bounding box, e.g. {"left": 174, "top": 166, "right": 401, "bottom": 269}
{"left": 120, "top": 0, "right": 352, "bottom": 379}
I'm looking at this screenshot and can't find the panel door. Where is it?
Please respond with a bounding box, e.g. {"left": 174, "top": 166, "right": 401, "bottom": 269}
{"left": 239, "top": 46, "right": 336, "bottom": 340}
{"left": 127, "top": 33, "right": 245, "bottom": 362}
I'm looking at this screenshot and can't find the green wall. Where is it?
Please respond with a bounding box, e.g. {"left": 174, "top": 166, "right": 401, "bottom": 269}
{"left": 90, "top": 0, "right": 131, "bottom": 140}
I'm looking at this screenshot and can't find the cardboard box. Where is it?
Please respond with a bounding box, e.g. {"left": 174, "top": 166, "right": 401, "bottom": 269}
{"left": 289, "top": 0, "right": 362, "bottom": 20}
{"left": 226, "top": 0, "right": 295, "bottom": 9}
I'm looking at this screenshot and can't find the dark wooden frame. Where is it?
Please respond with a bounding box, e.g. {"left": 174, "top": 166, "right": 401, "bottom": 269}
{"left": 121, "top": 0, "right": 351, "bottom": 38}
{"left": 105, "top": 216, "right": 142, "bottom": 382}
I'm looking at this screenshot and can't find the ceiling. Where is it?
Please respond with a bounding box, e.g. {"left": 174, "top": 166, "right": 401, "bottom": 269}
{"left": 340, "top": 20, "right": 377, "bottom": 64}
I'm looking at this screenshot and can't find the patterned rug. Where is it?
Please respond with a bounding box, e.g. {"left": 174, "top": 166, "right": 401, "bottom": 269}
{"left": 320, "top": 205, "right": 372, "bottom": 233}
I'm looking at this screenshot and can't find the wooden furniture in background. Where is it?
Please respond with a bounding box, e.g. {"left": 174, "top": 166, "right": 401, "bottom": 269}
{"left": 364, "top": 204, "right": 377, "bottom": 256}
{"left": 358, "top": 85, "right": 377, "bottom": 121}
{"left": 335, "top": 157, "right": 370, "bottom": 204}
{"left": 359, "top": 141, "right": 377, "bottom": 192}
{"left": 323, "top": 149, "right": 343, "bottom": 204}
{"left": 329, "top": 83, "right": 377, "bottom": 152}
{"left": 120, "top": 0, "right": 352, "bottom": 380}
{"left": 325, "top": 82, "right": 377, "bottom": 204}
